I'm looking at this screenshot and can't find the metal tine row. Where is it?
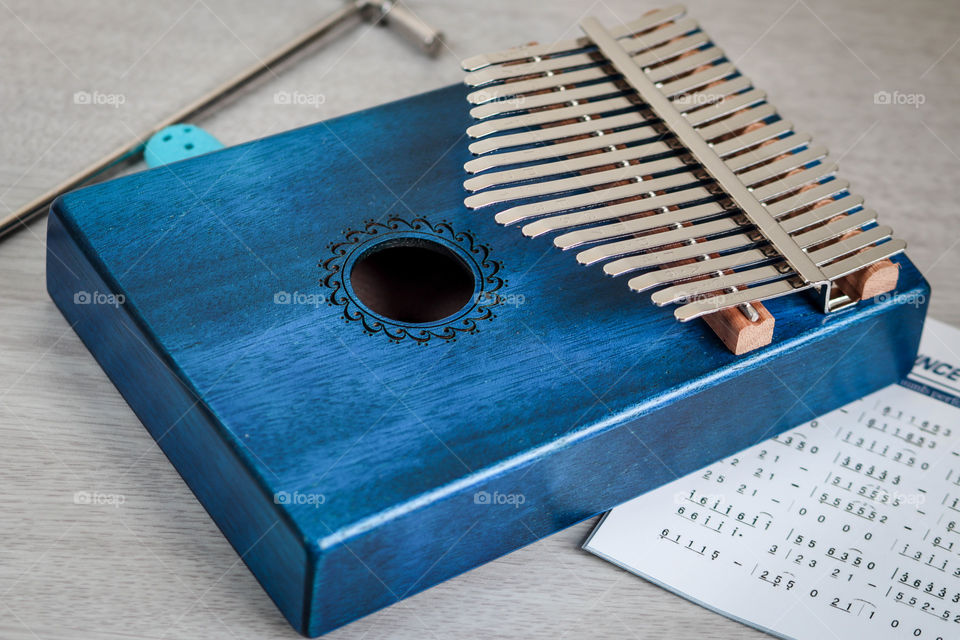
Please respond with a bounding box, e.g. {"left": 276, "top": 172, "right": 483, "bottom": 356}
{"left": 514, "top": 130, "right": 820, "bottom": 237}
{"left": 464, "top": 92, "right": 772, "bottom": 208}
{"left": 466, "top": 102, "right": 789, "bottom": 209}
{"left": 467, "top": 60, "right": 739, "bottom": 155}
{"left": 461, "top": 14, "right": 904, "bottom": 325}
{"left": 645, "top": 211, "right": 880, "bottom": 305}
{"left": 465, "top": 90, "right": 780, "bottom": 206}
{"left": 573, "top": 162, "right": 839, "bottom": 265}
{"left": 570, "top": 190, "right": 863, "bottom": 275}
{"left": 468, "top": 111, "right": 651, "bottom": 156}
{"left": 465, "top": 78, "right": 755, "bottom": 177}
{"left": 615, "top": 199, "right": 891, "bottom": 318}
{"left": 465, "top": 25, "right": 705, "bottom": 107}
{"left": 467, "top": 41, "right": 731, "bottom": 115}
{"left": 496, "top": 123, "right": 830, "bottom": 232}
{"left": 517, "top": 186, "right": 714, "bottom": 235}
{"left": 627, "top": 224, "right": 894, "bottom": 311}
{"left": 467, "top": 78, "right": 774, "bottom": 207}
{"left": 466, "top": 78, "right": 765, "bottom": 196}
{"left": 554, "top": 172, "right": 848, "bottom": 251}
{"left": 469, "top": 32, "right": 711, "bottom": 119}
{"left": 496, "top": 171, "right": 711, "bottom": 225}
{"left": 461, "top": 4, "right": 687, "bottom": 71}
{"left": 468, "top": 48, "right": 724, "bottom": 137}
{"left": 464, "top": 155, "right": 691, "bottom": 209}
{"left": 467, "top": 95, "right": 638, "bottom": 139}
{"left": 463, "top": 140, "right": 679, "bottom": 192}
{"left": 465, "top": 123, "right": 656, "bottom": 173}
{"left": 465, "top": 16, "right": 701, "bottom": 89}
{"left": 671, "top": 236, "right": 906, "bottom": 321}
{"left": 471, "top": 134, "right": 824, "bottom": 226}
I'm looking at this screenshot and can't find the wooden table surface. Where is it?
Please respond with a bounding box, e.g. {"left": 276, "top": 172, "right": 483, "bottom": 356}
{"left": 1, "top": 1, "right": 958, "bottom": 638}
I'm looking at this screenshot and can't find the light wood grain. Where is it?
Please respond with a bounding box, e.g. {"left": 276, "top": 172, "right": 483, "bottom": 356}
{"left": 1, "top": 1, "right": 957, "bottom": 638}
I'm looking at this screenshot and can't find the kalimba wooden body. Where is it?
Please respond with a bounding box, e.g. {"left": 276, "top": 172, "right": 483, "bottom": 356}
{"left": 46, "top": 82, "right": 928, "bottom": 635}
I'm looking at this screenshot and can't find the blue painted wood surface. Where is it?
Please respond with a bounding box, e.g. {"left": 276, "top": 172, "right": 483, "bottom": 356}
{"left": 46, "top": 83, "right": 929, "bottom": 636}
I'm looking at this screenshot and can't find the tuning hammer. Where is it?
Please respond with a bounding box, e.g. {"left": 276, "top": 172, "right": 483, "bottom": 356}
{"left": 359, "top": 0, "right": 445, "bottom": 57}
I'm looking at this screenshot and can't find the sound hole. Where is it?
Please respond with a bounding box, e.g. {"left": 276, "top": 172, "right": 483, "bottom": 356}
{"left": 349, "top": 238, "right": 475, "bottom": 324}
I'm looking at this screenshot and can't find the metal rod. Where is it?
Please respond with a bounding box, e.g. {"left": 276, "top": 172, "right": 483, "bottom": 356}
{"left": 1, "top": 0, "right": 431, "bottom": 241}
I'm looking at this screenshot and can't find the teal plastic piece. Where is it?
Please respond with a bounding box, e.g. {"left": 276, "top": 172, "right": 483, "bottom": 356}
{"left": 144, "top": 124, "right": 224, "bottom": 168}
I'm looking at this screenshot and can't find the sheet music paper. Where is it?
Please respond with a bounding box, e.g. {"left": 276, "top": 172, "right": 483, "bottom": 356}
{"left": 585, "top": 318, "right": 960, "bottom": 640}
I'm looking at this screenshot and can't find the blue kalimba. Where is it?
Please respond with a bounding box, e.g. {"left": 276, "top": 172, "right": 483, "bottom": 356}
{"left": 47, "top": 6, "right": 928, "bottom": 636}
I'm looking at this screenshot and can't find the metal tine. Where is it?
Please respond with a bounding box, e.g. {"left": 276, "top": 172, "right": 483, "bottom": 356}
{"left": 658, "top": 62, "right": 736, "bottom": 98}
{"left": 779, "top": 195, "right": 863, "bottom": 234}
{"left": 464, "top": 145, "right": 683, "bottom": 193}
{"left": 464, "top": 156, "right": 687, "bottom": 208}
{"left": 621, "top": 16, "right": 701, "bottom": 57}
{"left": 466, "top": 30, "right": 710, "bottom": 108}
{"left": 495, "top": 170, "right": 705, "bottom": 222}
{"left": 576, "top": 217, "right": 742, "bottom": 265}
{"left": 518, "top": 186, "right": 714, "bottom": 234}
{"left": 461, "top": 4, "right": 687, "bottom": 71}
{"left": 738, "top": 145, "right": 828, "bottom": 186}
{"left": 463, "top": 150, "right": 690, "bottom": 202}
{"left": 725, "top": 133, "right": 812, "bottom": 172}
{"left": 696, "top": 104, "right": 776, "bottom": 141}
{"left": 652, "top": 263, "right": 785, "bottom": 305}
{"left": 808, "top": 225, "right": 893, "bottom": 264}
{"left": 467, "top": 96, "right": 636, "bottom": 139}
{"left": 554, "top": 202, "right": 724, "bottom": 249}
{"left": 467, "top": 67, "right": 612, "bottom": 105}
{"left": 629, "top": 248, "right": 770, "bottom": 292}
{"left": 468, "top": 111, "right": 650, "bottom": 155}
{"left": 580, "top": 205, "right": 872, "bottom": 274}
{"left": 766, "top": 179, "right": 850, "bottom": 217}
{"left": 712, "top": 119, "right": 793, "bottom": 156}
{"left": 470, "top": 33, "right": 713, "bottom": 120}
{"left": 674, "top": 278, "right": 803, "bottom": 322}
{"left": 639, "top": 212, "right": 881, "bottom": 304}
{"left": 470, "top": 83, "right": 626, "bottom": 120}
{"left": 602, "top": 233, "right": 757, "bottom": 276}
{"left": 750, "top": 162, "right": 838, "bottom": 201}
{"left": 464, "top": 124, "right": 661, "bottom": 173}
{"left": 471, "top": 53, "right": 734, "bottom": 110}
{"left": 627, "top": 29, "right": 708, "bottom": 66}
{"left": 792, "top": 209, "right": 877, "bottom": 247}
{"left": 645, "top": 47, "right": 725, "bottom": 84}
{"left": 464, "top": 17, "right": 700, "bottom": 87}
{"left": 821, "top": 239, "right": 906, "bottom": 281}
{"left": 683, "top": 89, "right": 766, "bottom": 127}
{"left": 672, "top": 76, "right": 752, "bottom": 114}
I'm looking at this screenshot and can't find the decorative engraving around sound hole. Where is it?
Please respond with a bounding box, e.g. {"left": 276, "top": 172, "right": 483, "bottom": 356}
{"left": 319, "top": 217, "right": 504, "bottom": 344}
